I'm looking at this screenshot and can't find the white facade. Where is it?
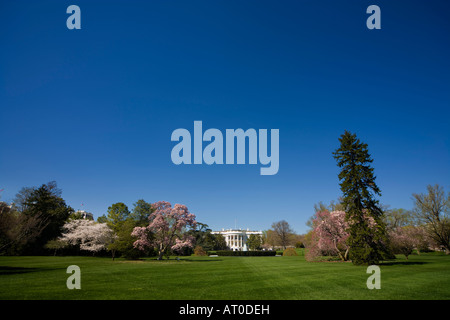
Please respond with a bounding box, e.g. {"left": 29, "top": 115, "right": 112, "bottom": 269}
{"left": 211, "top": 228, "right": 263, "bottom": 251}
{"left": 76, "top": 210, "right": 94, "bottom": 220}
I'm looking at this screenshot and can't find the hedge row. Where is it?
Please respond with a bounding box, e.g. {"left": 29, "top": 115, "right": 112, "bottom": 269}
{"left": 213, "top": 250, "right": 277, "bottom": 256}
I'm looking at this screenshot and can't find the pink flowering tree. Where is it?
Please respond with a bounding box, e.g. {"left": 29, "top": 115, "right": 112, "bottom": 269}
{"left": 306, "top": 211, "right": 350, "bottom": 261}
{"left": 389, "top": 226, "right": 431, "bottom": 259}
{"left": 389, "top": 227, "right": 415, "bottom": 259}
{"left": 306, "top": 210, "right": 377, "bottom": 262}
{"left": 132, "top": 201, "right": 197, "bottom": 260}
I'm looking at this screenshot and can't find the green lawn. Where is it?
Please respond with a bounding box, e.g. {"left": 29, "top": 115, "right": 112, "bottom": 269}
{"left": 0, "top": 252, "right": 449, "bottom": 300}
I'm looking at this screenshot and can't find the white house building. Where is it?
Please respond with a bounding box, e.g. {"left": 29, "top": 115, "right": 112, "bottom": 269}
{"left": 75, "top": 210, "right": 94, "bottom": 220}
{"left": 211, "top": 228, "right": 263, "bottom": 251}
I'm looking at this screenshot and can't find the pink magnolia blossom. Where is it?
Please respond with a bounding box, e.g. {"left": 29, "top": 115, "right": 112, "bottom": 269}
{"left": 306, "top": 210, "right": 378, "bottom": 261}
{"left": 132, "top": 201, "right": 197, "bottom": 260}
{"left": 313, "top": 211, "right": 350, "bottom": 261}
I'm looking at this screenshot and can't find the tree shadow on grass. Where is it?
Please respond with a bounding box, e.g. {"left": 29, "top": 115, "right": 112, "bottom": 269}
{"left": 0, "top": 266, "right": 62, "bottom": 275}
{"left": 0, "top": 266, "right": 40, "bottom": 275}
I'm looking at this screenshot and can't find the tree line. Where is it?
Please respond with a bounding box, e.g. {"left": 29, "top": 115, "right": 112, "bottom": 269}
{"left": 0, "top": 183, "right": 300, "bottom": 259}
{"left": 2, "top": 132, "right": 447, "bottom": 264}
{"left": 0, "top": 187, "right": 225, "bottom": 259}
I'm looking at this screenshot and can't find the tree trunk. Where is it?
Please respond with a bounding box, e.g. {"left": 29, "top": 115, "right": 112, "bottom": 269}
{"left": 157, "top": 243, "right": 165, "bottom": 260}
{"left": 334, "top": 240, "right": 349, "bottom": 261}
{"left": 158, "top": 251, "right": 164, "bottom": 260}
{"left": 443, "top": 241, "right": 450, "bottom": 255}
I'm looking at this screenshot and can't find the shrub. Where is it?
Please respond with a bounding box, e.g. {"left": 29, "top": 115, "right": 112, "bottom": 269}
{"left": 194, "top": 246, "right": 207, "bottom": 256}
{"left": 283, "top": 248, "right": 298, "bottom": 256}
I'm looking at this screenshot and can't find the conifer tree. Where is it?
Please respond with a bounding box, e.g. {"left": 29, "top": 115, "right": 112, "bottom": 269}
{"left": 333, "top": 131, "right": 389, "bottom": 265}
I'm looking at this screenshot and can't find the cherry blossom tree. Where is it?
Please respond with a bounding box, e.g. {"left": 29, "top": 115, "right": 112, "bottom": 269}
{"left": 60, "top": 219, "right": 116, "bottom": 257}
{"left": 132, "top": 201, "right": 197, "bottom": 260}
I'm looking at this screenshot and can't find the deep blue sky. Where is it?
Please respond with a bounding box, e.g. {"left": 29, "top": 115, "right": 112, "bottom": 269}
{"left": 1, "top": 1, "right": 449, "bottom": 234}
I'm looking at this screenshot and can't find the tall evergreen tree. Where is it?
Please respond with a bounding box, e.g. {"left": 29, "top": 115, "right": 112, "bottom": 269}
{"left": 332, "top": 131, "right": 389, "bottom": 265}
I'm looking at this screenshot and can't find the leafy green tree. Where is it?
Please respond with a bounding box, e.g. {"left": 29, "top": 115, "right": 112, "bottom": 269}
{"left": 105, "top": 202, "right": 130, "bottom": 233}
{"left": 200, "top": 232, "right": 216, "bottom": 251}
{"left": 97, "top": 214, "right": 108, "bottom": 223}
{"left": 108, "top": 218, "right": 146, "bottom": 259}
{"left": 212, "top": 233, "right": 228, "bottom": 250}
{"left": 247, "top": 233, "right": 262, "bottom": 250}
{"left": 130, "top": 199, "right": 154, "bottom": 226}
{"left": 102, "top": 202, "right": 133, "bottom": 259}
{"left": 181, "top": 223, "right": 228, "bottom": 253}
{"left": 332, "top": 131, "right": 389, "bottom": 265}
{"left": 106, "top": 200, "right": 155, "bottom": 259}
{"left": 187, "top": 222, "right": 211, "bottom": 250}
{"left": 44, "top": 239, "right": 68, "bottom": 256}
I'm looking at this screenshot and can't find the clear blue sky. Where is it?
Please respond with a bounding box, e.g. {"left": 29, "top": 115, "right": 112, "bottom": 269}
{"left": 1, "top": 1, "right": 449, "bottom": 234}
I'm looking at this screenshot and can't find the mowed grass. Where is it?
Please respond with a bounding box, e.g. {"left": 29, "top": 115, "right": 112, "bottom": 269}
{"left": 0, "top": 252, "right": 449, "bottom": 300}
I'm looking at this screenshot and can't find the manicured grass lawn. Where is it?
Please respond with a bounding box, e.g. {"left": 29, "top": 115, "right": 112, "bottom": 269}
{"left": 0, "top": 252, "right": 449, "bottom": 300}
